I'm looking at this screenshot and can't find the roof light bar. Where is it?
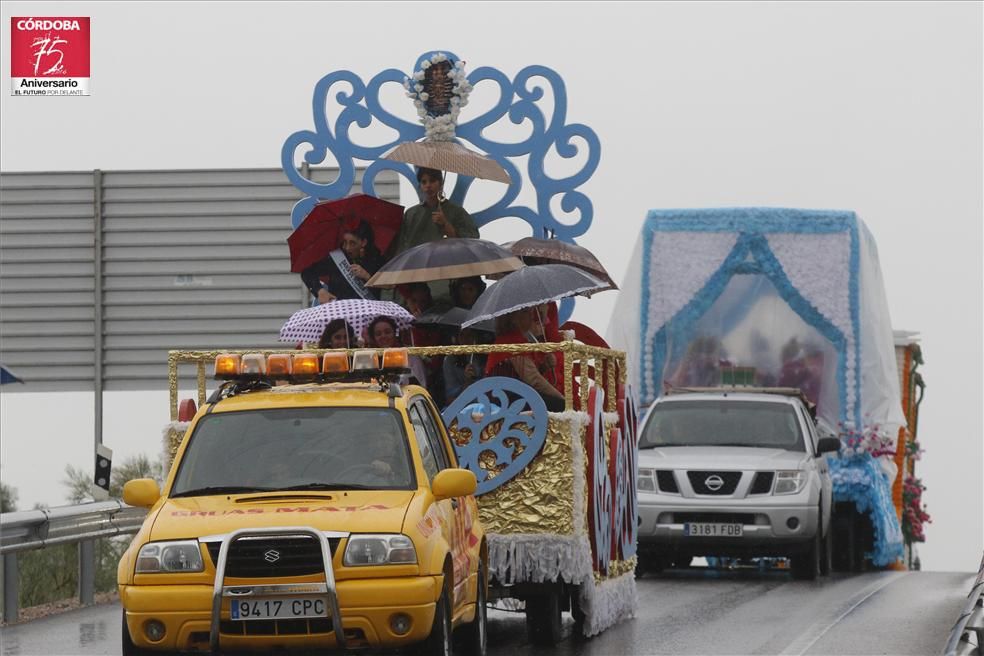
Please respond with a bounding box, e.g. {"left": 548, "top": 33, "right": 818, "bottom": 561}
{"left": 322, "top": 352, "right": 349, "bottom": 375}
{"left": 240, "top": 353, "right": 267, "bottom": 378}
{"left": 214, "top": 354, "right": 242, "bottom": 380}
{"left": 292, "top": 353, "right": 320, "bottom": 381}
{"left": 351, "top": 350, "right": 380, "bottom": 371}
{"left": 381, "top": 348, "right": 410, "bottom": 371}
{"left": 267, "top": 354, "right": 293, "bottom": 377}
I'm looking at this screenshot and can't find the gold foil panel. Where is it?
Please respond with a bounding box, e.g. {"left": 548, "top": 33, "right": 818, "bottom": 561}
{"left": 476, "top": 415, "right": 581, "bottom": 535}
{"left": 165, "top": 426, "right": 184, "bottom": 468}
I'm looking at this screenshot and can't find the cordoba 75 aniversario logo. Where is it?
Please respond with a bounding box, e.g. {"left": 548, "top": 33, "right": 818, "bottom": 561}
{"left": 10, "top": 17, "right": 90, "bottom": 96}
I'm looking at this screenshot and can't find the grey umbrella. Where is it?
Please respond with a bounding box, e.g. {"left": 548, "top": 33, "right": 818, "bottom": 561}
{"left": 461, "top": 264, "right": 610, "bottom": 328}
{"left": 365, "top": 238, "right": 523, "bottom": 287}
{"left": 414, "top": 306, "right": 496, "bottom": 333}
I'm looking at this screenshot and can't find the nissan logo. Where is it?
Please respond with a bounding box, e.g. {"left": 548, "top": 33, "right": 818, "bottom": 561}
{"left": 704, "top": 475, "right": 725, "bottom": 491}
{"left": 263, "top": 549, "right": 281, "bottom": 563}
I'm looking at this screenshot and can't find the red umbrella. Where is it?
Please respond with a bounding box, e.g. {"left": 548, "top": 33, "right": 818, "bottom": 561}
{"left": 288, "top": 194, "right": 404, "bottom": 273}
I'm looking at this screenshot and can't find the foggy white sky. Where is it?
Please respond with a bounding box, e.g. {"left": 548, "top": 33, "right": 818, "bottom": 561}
{"left": 0, "top": 2, "right": 981, "bottom": 572}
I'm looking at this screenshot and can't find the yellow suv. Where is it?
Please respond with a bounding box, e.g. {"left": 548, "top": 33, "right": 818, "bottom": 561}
{"left": 118, "top": 349, "right": 487, "bottom": 654}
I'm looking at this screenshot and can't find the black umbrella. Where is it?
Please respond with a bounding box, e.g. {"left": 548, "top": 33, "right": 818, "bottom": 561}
{"left": 366, "top": 238, "right": 523, "bottom": 287}
{"left": 461, "top": 264, "right": 610, "bottom": 328}
{"left": 414, "top": 306, "right": 495, "bottom": 333}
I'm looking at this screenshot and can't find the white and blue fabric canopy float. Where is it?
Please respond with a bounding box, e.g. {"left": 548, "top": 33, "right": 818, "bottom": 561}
{"left": 607, "top": 208, "right": 906, "bottom": 566}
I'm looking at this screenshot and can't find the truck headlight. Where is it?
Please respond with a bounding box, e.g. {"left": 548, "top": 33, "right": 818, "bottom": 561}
{"left": 637, "top": 467, "right": 657, "bottom": 492}
{"left": 136, "top": 540, "right": 204, "bottom": 573}
{"left": 343, "top": 534, "right": 417, "bottom": 566}
{"left": 774, "top": 471, "right": 807, "bottom": 495}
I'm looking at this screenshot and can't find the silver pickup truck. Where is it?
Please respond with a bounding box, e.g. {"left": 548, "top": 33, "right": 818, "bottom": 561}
{"left": 635, "top": 388, "right": 841, "bottom": 580}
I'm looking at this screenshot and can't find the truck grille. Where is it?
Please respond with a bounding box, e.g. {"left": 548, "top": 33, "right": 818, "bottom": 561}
{"left": 220, "top": 618, "right": 333, "bottom": 636}
{"left": 672, "top": 512, "right": 756, "bottom": 524}
{"left": 205, "top": 536, "right": 342, "bottom": 578}
{"left": 749, "top": 471, "right": 775, "bottom": 494}
{"left": 656, "top": 470, "right": 680, "bottom": 493}
{"left": 687, "top": 471, "right": 742, "bottom": 495}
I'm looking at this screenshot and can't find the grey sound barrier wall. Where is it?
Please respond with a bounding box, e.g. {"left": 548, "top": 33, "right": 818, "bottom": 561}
{"left": 0, "top": 167, "right": 399, "bottom": 393}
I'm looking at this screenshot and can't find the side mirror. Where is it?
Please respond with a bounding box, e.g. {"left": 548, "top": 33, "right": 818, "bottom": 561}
{"left": 816, "top": 437, "right": 841, "bottom": 455}
{"left": 431, "top": 469, "right": 477, "bottom": 501}
{"left": 123, "top": 478, "right": 161, "bottom": 508}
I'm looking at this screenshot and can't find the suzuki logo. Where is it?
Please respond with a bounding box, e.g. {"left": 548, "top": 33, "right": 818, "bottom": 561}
{"left": 704, "top": 475, "right": 725, "bottom": 491}
{"left": 263, "top": 549, "right": 281, "bottom": 563}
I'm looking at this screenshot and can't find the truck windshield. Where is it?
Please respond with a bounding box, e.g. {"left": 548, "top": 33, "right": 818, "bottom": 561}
{"left": 171, "top": 407, "right": 415, "bottom": 496}
{"left": 639, "top": 400, "right": 804, "bottom": 451}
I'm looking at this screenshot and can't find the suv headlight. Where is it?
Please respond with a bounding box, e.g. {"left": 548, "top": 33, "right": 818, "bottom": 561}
{"left": 637, "top": 467, "right": 657, "bottom": 492}
{"left": 136, "top": 540, "right": 204, "bottom": 573}
{"left": 343, "top": 534, "right": 417, "bottom": 566}
{"left": 774, "top": 471, "right": 807, "bottom": 495}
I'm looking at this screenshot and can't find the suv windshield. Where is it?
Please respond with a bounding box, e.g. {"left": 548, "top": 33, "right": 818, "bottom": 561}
{"left": 171, "top": 407, "right": 414, "bottom": 496}
{"left": 639, "top": 400, "right": 804, "bottom": 451}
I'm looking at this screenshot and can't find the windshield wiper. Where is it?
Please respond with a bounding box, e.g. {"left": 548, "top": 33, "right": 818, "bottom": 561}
{"left": 279, "top": 482, "right": 375, "bottom": 491}
{"left": 171, "top": 485, "right": 273, "bottom": 498}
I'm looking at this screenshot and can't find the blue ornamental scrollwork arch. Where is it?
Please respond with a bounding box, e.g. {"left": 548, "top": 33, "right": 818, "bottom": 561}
{"left": 281, "top": 51, "right": 601, "bottom": 244}
{"left": 441, "top": 376, "right": 549, "bottom": 496}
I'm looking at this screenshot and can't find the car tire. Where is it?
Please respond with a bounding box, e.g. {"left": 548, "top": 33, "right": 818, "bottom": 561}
{"left": 460, "top": 560, "right": 488, "bottom": 656}
{"left": 791, "top": 520, "right": 821, "bottom": 581}
{"left": 819, "top": 519, "right": 833, "bottom": 576}
{"left": 571, "top": 588, "right": 587, "bottom": 640}
{"left": 525, "top": 587, "right": 563, "bottom": 646}
{"left": 422, "top": 579, "right": 454, "bottom": 656}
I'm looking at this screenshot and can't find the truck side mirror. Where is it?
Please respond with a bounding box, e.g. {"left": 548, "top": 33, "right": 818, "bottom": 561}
{"left": 816, "top": 437, "right": 841, "bottom": 455}
{"left": 123, "top": 478, "right": 161, "bottom": 508}
{"left": 431, "top": 469, "right": 477, "bottom": 501}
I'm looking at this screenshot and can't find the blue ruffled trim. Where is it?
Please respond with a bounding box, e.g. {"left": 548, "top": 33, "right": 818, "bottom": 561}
{"left": 829, "top": 454, "right": 904, "bottom": 566}
{"left": 848, "top": 221, "right": 862, "bottom": 427}
{"left": 645, "top": 207, "right": 855, "bottom": 233}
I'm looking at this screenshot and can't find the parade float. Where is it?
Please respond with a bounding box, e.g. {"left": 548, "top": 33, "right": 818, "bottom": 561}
{"left": 608, "top": 208, "right": 909, "bottom": 569}
{"left": 163, "top": 50, "right": 637, "bottom": 642}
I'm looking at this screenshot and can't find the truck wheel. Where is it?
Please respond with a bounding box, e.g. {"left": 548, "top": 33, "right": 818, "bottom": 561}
{"left": 831, "top": 508, "right": 854, "bottom": 572}
{"left": 422, "top": 581, "right": 454, "bottom": 656}
{"left": 571, "top": 589, "right": 587, "bottom": 640}
{"left": 819, "top": 521, "right": 833, "bottom": 576}
{"left": 461, "top": 560, "right": 488, "bottom": 656}
{"left": 791, "top": 520, "right": 821, "bottom": 581}
{"left": 525, "top": 588, "right": 563, "bottom": 646}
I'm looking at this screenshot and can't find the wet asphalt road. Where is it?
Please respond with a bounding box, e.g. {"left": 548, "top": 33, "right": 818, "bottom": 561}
{"left": 0, "top": 568, "right": 974, "bottom": 655}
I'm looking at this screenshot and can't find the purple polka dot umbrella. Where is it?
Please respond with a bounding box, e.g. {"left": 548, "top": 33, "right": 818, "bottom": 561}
{"left": 279, "top": 299, "right": 414, "bottom": 344}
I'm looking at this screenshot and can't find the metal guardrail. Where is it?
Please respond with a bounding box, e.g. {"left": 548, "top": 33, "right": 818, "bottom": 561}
{"left": 0, "top": 500, "right": 148, "bottom": 623}
{"left": 944, "top": 552, "right": 984, "bottom": 655}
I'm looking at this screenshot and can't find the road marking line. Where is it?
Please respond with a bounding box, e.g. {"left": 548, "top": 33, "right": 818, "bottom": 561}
{"left": 779, "top": 572, "right": 908, "bottom": 656}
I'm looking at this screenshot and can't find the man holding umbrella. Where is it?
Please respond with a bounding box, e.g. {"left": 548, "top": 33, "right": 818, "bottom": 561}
{"left": 392, "top": 168, "right": 479, "bottom": 255}
{"left": 389, "top": 167, "right": 480, "bottom": 307}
